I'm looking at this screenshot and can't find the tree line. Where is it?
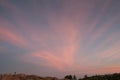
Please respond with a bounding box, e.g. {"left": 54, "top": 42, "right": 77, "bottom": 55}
{"left": 64, "top": 73, "right": 120, "bottom": 80}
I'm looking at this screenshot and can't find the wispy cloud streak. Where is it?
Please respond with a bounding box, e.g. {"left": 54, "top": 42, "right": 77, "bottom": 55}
{"left": 0, "top": 0, "right": 120, "bottom": 76}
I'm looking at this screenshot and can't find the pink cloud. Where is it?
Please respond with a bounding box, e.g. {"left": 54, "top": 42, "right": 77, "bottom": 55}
{"left": 17, "top": 0, "right": 119, "bottom": 72}
{"left": 89, "top": 14, "right": 120, "bottom": 46}
{"left": 94, "top": 31, "right": 120, "bottom": 52}
{"left": 0, "top": 28, "right": 29, "bottom": 49}
{"left": 20, "top": 29, "right": 78, "bottom": 71}
{"left": 1, "top": 0, "right": 119, "bottom": 75}
{"left": 19, "top": 20, "right": 79, "bottom": 71}
{"left": 21, "top": 50, "right": 71, "bottom": 71}
{"left": 87, "top": 0, "right": 111, "bottom": 34}
{"left": 96, "top": 41, "right": 120, "bottom": 58}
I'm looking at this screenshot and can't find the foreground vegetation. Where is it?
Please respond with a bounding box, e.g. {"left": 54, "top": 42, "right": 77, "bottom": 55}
{"left": 0, "top": 73, "right": 58, "bottom": 80}
{"left": 0, "top": 72, "right": 120, "bottom": 80}
{"left": 65, "top": 73, "right": 120, "bottom": 80}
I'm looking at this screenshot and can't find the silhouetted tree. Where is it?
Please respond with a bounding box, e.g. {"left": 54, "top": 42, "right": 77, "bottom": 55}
{"left": 73, "top": 75, "right": 77, "bottom": 80}
{"left": 84, "top": 75, "right": 88, "bottom": 79}
{"left": 65, "top": 75, "right": 73, "bottom": 80}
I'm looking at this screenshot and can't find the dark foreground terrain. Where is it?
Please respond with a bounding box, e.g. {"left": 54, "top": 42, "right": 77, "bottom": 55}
{"left": 0, "top": 73, "right": 120, "bottom": 80}
{"left": 0, "top": 73, "right": 60, "bottom": 80}
{"left": 78, "top": 73, "right": 120, "bottom": 80}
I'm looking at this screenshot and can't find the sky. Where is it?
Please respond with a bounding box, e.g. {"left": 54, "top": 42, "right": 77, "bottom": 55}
{"left": 0, "top": 0, "right": 120, "bottom": 78}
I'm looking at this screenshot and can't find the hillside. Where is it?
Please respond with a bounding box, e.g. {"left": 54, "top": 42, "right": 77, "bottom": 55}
{"left": 0, "top": 73, "right": 61, "bottom": 80}
{"left": 0, "top": 73, "right": 120, "bottom": 80}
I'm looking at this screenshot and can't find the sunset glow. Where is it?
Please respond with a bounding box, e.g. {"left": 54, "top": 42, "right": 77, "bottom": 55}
{"left": 0, "top": 0, "right": 120, "bottom": 78}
